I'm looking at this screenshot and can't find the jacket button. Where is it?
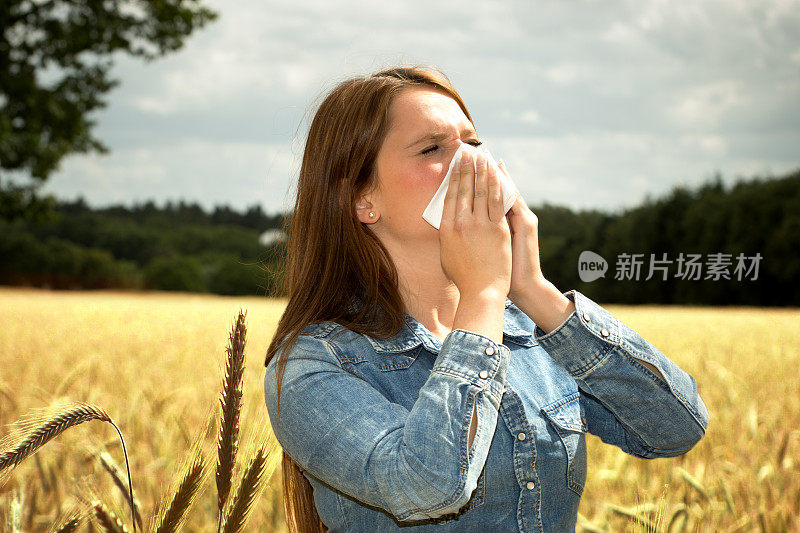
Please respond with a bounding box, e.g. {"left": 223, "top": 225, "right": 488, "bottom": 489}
{"left": 526, "top": 481, "right": 535, "bottom": 490}
{"left": 600, "top": 328, "right": 610, "bottom": 337}
{"left": 517, "top": 432, "right": 526, "bottom": 441}
{"left": 479, "top": 369, "right": 489, "bottom": 379}
{"left": 484, "top": 346, "right": 495, "bottom": 356}
{"left": 582, "top": 311, "right": 590, "bottom": 322}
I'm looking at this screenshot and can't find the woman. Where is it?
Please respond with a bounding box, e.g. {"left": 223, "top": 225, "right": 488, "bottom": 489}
{"left": 263, "top": 64, "right": 709, "bottom": 532}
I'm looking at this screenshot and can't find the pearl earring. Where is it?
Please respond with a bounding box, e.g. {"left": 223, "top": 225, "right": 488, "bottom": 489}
{"left": 368, "top": 211, "right": 375, "bottom": 218}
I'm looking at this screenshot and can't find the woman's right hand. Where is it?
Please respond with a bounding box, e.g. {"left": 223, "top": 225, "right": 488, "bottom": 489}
{"left": 440, "top": 149, "right": 513, "bottom": 303}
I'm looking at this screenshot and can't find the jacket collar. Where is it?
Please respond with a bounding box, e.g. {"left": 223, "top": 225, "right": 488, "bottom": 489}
{"left": 364, "top": 297, "right": 535, "bottom": 355}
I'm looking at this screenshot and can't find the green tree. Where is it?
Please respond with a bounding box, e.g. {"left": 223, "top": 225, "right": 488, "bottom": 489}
{"left": 145, "top": 255, "right": 205, "bottom": 292}
{"left": 0, "top": 0, "right": 218, "bottom": 220}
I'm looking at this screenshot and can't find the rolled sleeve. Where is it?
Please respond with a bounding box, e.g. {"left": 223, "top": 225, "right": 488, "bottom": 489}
{"left": 532, "top": 289, "right": 709, "bottom": 458}
{"left": 264, "top": 328, "right": 509, "bottom": 522}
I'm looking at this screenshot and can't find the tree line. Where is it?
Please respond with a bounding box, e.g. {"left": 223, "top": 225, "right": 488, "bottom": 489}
{"left": 0, "top": 199, "right": 286, "bottom": 295}
{"left": 1, "top": 168, "right": 798, "bottom": 305}
{"left": 537, "top": 169, "right": 798, "bottom": 306}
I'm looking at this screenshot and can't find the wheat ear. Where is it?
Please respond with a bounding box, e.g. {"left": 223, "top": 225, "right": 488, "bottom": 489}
{"left": 222, "top": 444, "right": 269, "bottom": 533}
{"left": 154, "top": 452, "right": 206, "bottom": 533}
{"left": 92, "top": 500, "right": 129, "bottom": 533}
{"left": 0, "top": 403, "right": 110, "bottom": 471}
{"left": 0, "top": 402, "right": 138, "bottom": 533}
{"left": 52, "top": 515, "right": 82, "bottom": 532}
{"left": 216, "top": 310, "right": 247, "bottom": 532}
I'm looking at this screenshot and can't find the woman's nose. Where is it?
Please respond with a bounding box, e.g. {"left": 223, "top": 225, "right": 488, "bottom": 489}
{"left": 452, "top": 142, "right": 486, "bottom": 163}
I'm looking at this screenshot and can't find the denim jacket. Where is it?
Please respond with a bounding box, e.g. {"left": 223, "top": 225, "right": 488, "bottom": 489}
{"left": 263, "top": 289, "right": 709, "bottom": 532}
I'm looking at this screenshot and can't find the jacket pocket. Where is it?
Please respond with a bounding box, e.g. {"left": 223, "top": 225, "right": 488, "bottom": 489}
{"left": 542, "top": 392, "right": 588, "bottom": 497}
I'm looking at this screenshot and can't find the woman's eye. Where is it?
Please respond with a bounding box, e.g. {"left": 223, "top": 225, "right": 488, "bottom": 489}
{"left": 421, "top": 145, "right": 439, "bottom": 155}
{"left": 420, "top": 140, "right": 482, "bottom": 156}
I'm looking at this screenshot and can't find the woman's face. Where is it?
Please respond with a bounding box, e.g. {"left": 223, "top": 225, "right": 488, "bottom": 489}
{"left": 358, "top": 86, "right": 482, "bottom": 243}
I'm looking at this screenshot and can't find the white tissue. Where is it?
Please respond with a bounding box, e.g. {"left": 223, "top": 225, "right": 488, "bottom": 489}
{"left": 422, "top": 143, "right": 519, "bottom": 230}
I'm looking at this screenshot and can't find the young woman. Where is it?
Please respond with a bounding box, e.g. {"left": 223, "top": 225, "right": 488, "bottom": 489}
{"left": 263, "top": 64, "right": 709, "bottom": 532}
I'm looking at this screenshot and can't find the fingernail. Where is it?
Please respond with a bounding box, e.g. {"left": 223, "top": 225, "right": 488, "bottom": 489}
{"left": 453, "top": 153, "right": 462, "bottom": 166}
{"left": 461, "top": 152, "right": 471, "bottom": 165}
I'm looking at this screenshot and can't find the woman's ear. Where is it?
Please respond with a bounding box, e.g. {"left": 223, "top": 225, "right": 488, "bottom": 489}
{"left": 355, "top": 196, "right": 379, "bottom": 224}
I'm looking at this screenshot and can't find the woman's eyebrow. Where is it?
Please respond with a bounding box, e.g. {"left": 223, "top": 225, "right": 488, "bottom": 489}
{"left": 404, "top": 127, "right": 477, "bottom": 149}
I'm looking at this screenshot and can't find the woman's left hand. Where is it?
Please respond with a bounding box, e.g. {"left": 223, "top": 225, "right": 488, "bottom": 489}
{"left": 498, "top": 161, "right": 547, "bottom": 302}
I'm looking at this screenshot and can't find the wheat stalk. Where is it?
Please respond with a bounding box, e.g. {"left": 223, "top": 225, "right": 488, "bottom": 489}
{"left": 55, "top": 360, "right": 92, "bottom": 396}
{"left": 676, "top": 466, "right": 710, "bottom": 502}
{"left": 222, "top": 444, "right": 268, "bottom": 533}
{"left": 666, "top": 505, "right": 689, "bottom": 533}
{"left": 216, "top": 309, "right": 247, "bottom": 533}
{"left": 607, "top": 503, "right": 657, "bottom": 529}
{"left": 92, "top": 500, "right": 129, "bottom": 533}
{"left": 25, "top": 485, "right": 37, "bottom": 530}
{"left": 7, "top": 488, "right": 23, "bottom": 533}
{"left": 0, "top": 381, "right": 17, "bottom": 414}
{"left": 154, "top": 451, "right": 206, "bottom": 533}
{"left": 95, "top": 450, "right": 143, "bottom": 531}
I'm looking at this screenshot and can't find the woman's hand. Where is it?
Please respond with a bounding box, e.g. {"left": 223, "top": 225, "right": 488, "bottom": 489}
{"left": 440, "top": 150, "right": 512, "bottom": 302}
{"left": 497, "top": 161, "right": 547, "bottom": 303}
{"left": 496, "top": 161, "right": 578, "bottom": 334}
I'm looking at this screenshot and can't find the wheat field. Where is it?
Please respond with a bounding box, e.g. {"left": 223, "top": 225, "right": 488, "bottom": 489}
{"left": 0, "top": 288, "right": 798, "bottom": 531}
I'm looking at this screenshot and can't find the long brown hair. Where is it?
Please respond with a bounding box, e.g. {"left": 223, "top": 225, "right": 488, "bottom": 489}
{"left": 264, "top": 64, "right": 475, "bottom": 533}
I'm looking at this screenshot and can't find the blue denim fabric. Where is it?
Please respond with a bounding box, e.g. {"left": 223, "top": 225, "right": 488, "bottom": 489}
{"left": 264, "top": 290, "right": 709, "bottom": 532}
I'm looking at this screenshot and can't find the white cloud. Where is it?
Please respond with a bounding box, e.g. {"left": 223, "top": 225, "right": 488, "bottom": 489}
{"left": 791, "top": 48, "right": 800, "bottom": 66}
{"left": 600, "top": 21, "right": 640, "bottom": 46}
{"left": 544, "top": 63, "right": 593, "bottom": 86}
{"left": 520, "top": 110, "right": 541, "bottom": 124}
{"left": 691, "top": 135, "right": 728, "bottom": 157}
{"left": 667, "top": 81, "right": 746, "bottom": 129}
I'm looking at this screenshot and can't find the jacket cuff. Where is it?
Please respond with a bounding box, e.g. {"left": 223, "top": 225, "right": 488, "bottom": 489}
{"left": 432, "top": 329, "right": 510, "bottom": 407}
{"left": 532, "top": 289, "right": 620, "bottom": 377}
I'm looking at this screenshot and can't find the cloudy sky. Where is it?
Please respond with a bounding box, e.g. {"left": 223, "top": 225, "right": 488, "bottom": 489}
{"left": 39, "top": 0, "right": 800, "bottom": 217}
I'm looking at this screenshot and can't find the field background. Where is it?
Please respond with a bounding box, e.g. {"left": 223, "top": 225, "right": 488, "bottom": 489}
{"left": 0, "top": 288, "right": 798, "bottom": 532}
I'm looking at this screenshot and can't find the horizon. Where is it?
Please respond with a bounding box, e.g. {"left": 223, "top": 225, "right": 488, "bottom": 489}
{"left": 42, "top": 164, "right": 798, "bottom": 219}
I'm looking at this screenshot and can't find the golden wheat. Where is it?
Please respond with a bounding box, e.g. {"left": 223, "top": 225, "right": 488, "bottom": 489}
{"left": 153, "top": 450, "right": 206, "bottom": 533}
{"left": 94, "top": 449, "right": 143, "bottom": 530}
{"left": 0, "top": 401, "right": 139, "bottom": 531}
{"left": 216, "top": 309, "right": 247, "bottom": 532}
{"left": 52, "top": 516, "right": 82, "bottom": 532}
{"left": 1, "top": 288, "right": 796, "bottom": 531}
{"left": 222, "top": 444, "right": 269, "bottom": 533}
{"left": 92, "top": 500, "right": 129, "bottom": 533}
{"left": 0, "top": 404, "right": 111, "bottom": 472}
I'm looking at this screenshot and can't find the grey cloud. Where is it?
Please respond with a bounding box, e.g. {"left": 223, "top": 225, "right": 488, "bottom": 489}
{"left": 42, "top": 0, "right": 800, "bottom": 214}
